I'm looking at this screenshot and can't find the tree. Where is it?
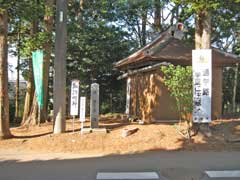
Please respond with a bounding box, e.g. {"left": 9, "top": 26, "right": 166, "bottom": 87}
{"left": 42, "top": 0, "right": 54, "bottom": 122}
{"left": 6, "top": 0, "right": 39, "bottom": 124}
{"left": 114, "top": 0, "right": 152, "bottom": 47}
{"left": 21, "top": 11, "right": 38, "bottom": 126}
{"left": 153, "top": 0, "right": 162, "bottom": 32}
{"left": 161, "top": 65, "right": 193, "bottom": 138}
{"left": 53, "top": 0, "right": 67, "bottom": 133}
{"left": 171, "top": 0, "right": 240, "bottom": 115}
{"left": 211, "top": 0, "right": 240, "bottom": 113}
{"left": 14, "top": 20, "right": 21, "bottom": 122}
{"left": 20, "top": 0, "right": 51, "bottom": 126}
{"left": 195, "top": 9, "right": 211, "bottom": 49}
{"left": 172, "top": 0, "right": 221, "bottom": 49}
{"left": 161, "top": 65, "right": 193, "bottom": 121}
{"left": 0, "top": 9, "right": 11, "bottom": 139}
{"left": 141, "top": 5, "right": 147, "bottom": 46}
{"left": 26, "top": 0, "right": 52, "bottom": 126}
{"left": 66, "top": 0, "right": 136, "bottom": 115}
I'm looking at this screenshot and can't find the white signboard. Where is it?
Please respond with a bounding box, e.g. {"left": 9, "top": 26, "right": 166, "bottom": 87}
{"left": 192, "top": 49, "right": 212, "bottom": 123}
{"left": 125, "top": 78, "right": 131, "bottom": 115}
{"left": 79, "top": 97, "right": 86, "bottom": 122}
{"left": 70, "top": 80, "right": 79, "bottom": 116}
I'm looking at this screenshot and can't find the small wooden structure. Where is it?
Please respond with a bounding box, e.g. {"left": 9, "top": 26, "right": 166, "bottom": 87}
{"left": 115, "top": 29, "right": 240, "bottom": 123}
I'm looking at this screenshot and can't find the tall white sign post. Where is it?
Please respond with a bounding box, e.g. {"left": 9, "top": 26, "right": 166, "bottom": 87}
{"left": 192, "top": 49, "right": 212, "bottom": 123}
{"left": 90, "top": 83, "right": 99, "bottom": 128}
{"left": 79, "top": 96, "right": 86, "bottom": 132}
{"left": 70, "top": 80, "right": 79, "bottom": 132}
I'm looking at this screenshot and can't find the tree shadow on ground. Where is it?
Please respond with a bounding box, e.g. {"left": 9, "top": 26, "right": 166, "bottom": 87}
{"left": 5, "top": 117, "right": 240, "bottom": 153}
{"left": 174, "top": 119, "right": 240, "bottom": 151}
{"left": 13, "top": 132, "right": 52, "bottom": 139}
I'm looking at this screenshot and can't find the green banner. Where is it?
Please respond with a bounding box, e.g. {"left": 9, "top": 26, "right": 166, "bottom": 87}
{"left": 32, "top": 50, "right": 44, "bottom": 109}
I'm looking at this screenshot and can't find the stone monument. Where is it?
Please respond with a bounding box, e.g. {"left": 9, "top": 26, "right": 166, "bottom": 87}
{"left": 90, "top": 83, "right": 99, "bottom": 128}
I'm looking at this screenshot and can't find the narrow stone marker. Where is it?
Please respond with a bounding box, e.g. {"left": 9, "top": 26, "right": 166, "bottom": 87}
{"left": 90, "top": 83, "right": 99, "bottom": 128}
{"left": 96, "top": 172, "right": 160, "bottom": 180}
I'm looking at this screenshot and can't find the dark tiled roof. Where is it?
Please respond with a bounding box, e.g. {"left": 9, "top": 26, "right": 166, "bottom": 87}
{"left": 115, "top": 32, "right": 240, "bottom": 69}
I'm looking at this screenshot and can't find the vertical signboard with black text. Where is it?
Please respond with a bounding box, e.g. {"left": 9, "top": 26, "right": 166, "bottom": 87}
{"left": 70, "top": 80, "right": 79, "bottom": 116}
{"left": 192, "top": 49, "right": 212, "bottom": 123}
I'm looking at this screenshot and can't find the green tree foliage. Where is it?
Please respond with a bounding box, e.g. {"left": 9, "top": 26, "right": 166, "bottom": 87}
{"left": 66, "top": 0, "right": 137, "bottom": 114}
{"left": 172, "top": 0, "right": 240, "bottom": 112}
{"left": 2, "top": 0, "right": 240, "bottom": 120}
{"left": 161, "top": 65, "right": 193, "bottom": 121}
{"left": 172, "top": 0, "right": 223, "bottom": 14}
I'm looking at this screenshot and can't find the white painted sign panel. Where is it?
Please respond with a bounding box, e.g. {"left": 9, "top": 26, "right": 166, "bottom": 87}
{"left": 70, "top": 80, "right": 79, "bottom": 116}
{"left": 79, "top": 96, "right": 86, "bottom": 122}
{"left": 192, "top": 49, "right": 212, "bottom": 123}
{"left": 125, "top": 78, "right": 131, "bottom": 115}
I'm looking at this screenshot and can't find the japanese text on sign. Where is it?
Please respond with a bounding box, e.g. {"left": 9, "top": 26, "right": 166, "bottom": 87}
{"left": 192, "top": 49, "right": 212, "bottom": 123}
{"left": 70, "top": 80, "right": 79, "bottom": 116}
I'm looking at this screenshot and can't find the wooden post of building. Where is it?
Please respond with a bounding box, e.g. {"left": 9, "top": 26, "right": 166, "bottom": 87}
{"left": 126, "top": 78, "right": 131, "bottom": 117}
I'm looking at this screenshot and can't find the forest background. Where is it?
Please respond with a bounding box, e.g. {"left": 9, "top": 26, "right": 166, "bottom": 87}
{"left": 1, "top": 0, "right": 240, "bottom": 128}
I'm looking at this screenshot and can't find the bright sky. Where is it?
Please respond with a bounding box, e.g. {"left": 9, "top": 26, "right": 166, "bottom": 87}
{"left": 8, "top": 49, "right": 24, "bottom": 82}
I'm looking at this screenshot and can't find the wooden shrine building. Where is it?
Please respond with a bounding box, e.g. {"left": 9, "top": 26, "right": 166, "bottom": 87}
{"left": 115, "top": 27, "right": 240, "bottom": 123}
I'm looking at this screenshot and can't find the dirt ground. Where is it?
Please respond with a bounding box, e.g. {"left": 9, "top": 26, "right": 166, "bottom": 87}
{"left": 0, "top": 115, "right": 240, "bottom": 155}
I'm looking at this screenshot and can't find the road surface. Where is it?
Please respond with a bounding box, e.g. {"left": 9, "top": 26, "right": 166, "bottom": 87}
{"left": 0, "top": 150, "right": 240, "bottom": 180}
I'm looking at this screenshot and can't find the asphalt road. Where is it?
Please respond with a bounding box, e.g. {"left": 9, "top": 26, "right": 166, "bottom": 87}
{"left": 0, "top": 151, "right": 240, "bottom": 180}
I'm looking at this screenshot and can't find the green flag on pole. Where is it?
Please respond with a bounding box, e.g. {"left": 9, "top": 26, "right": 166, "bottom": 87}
{"left": 32, "top": 50, "right": 44, "bottom": 109}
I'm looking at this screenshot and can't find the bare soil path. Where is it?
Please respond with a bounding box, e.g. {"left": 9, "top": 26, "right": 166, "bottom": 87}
{"left": 1, "top": 117, "right": 240, "bottom": 155}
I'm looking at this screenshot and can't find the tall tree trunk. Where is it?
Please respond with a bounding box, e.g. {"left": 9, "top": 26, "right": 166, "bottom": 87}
{"left": 78, "top": 0, "right": 84, "bottom": 27}
{"left": 53, "top": 0, "right": 67, "bottom": 134}
{"left": 14, "top": 20, "right": 21, "bottom": 123}
{"left": 154, "top": 0, "right": 161, "bottom": 32}
{"left": 40, "top": 0, "right": 54, "bottom": 122}
{"left": 195, "top": 12, "right": 203, "bottom": 49}
{"left": 141, "top": 8, "right": 147, "bottom": 46}
{"left": 22, "top": 92, "right": 39, "bottom": 126}
{"left": 21, "top": 60, "right": 34, "bottom": 125}
{"left": 201, "top": 10, "right": 211, "bottom": 49}
{"left": 21, "top": 18, "right": 38, "bottom": 125}
{"left": 0, "top": 10, "right": 11, "bottom": 139}
{"left": 195, "top": 10, "right": 211, "bottom": 49}
{"left": 232, "top": 63, "right": 239, "bottom": 112}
